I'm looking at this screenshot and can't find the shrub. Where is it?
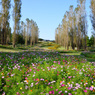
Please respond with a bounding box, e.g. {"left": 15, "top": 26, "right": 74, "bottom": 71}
{"left": 47, "top": 42, "right": 54, "bottom": 46}
{"left": 54, "top": 45, "right": 60, "bottom": 49}
{"left": 48, "top": 47, "right": 56, "bottom": 50}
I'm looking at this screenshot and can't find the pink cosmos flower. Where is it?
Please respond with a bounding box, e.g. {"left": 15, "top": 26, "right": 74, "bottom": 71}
{"left": 35, "top": 82, "right": 38, "bottom": 85}
{"left": 58, "top": 91, "right": 62, "bottom": 94}
{"left": 54, "top": 61, "right": 56, "bottom": 63}
{"left": 89, "top": 87, "right": 93, "bottom": 91}
{"left": 86, "top": 87, "right": 89, "bottom": 90}
{"left": 61, "top": 84, "right": 65, "bottom": 87}
{"left": 50, "top": 86, "right": 53, "bottom": 88}
{"left": 25, "top": 77, "right": 27, "bottom": 80}
{"left": 58, "top": 62, "right": 60, "bottom": 65}
{"left": 51, "top": 90, "right": 54, "bottom": 94}
{"left": 68, "top": 87, "right": 71, "bottom": 90}
{"left": 68, "top": 76, "right": 72, "bottom": 79}
{"left": 68, "top": 93, "right": 72, "bottom": 95}
{"left": 2, "top": 92, "right": 5, "bottom": 95}
{"left": 2, "top": 76, "right": 4, "bottom": 78}
{"left": 22, "top": 92, "right": 24, "bottom": 94}
{"left": 63, "top": 60, "right": 64, "bottom": 62}
{"left": 16, "top": 92, "right": 21, "bottom": 95}
{"left": 84, "top": 90, "right": 87, "bottom": 92}
{"left": 56, "top": 89, "right": 58, "bottom": 91}
{"left": 49, "top": 91, "right": 52, "bottom": 94}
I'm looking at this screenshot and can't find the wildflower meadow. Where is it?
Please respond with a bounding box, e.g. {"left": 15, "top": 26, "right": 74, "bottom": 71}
{"left": 0, "top": 50, "right": 95, "bottom": 95}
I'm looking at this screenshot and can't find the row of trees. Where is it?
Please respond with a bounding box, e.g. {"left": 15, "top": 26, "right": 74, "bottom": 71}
{"left": 90, "top": 0, "right": 95, "bottom": 44}
{"left": 20, "top": 19, "right": 39, "bottom": 46}
{"left": 0, "top": 0, "right": 39, "bottom": 47}
{"left": 55, "top": 0, "right": 95, "bottom": 50}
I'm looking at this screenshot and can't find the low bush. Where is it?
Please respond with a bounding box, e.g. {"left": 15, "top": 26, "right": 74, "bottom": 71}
{"left": 54, "top": 45, "right": 60, "bottom": 49}
{"left": 81, "top": 52, "right": 95, "bottom": 58}
{"left": 47, "top": 42, "right": 54, "bottom": 46}
{"left": 48, "top": 47, "right": 56, "bottom": 50}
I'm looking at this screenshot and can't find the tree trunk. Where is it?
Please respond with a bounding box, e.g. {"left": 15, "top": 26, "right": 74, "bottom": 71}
{"left": 67, "top": 45, "right": 69, "bottom": 50}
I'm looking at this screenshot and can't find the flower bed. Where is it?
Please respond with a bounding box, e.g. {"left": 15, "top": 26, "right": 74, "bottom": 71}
{"left": 0, "top": 51, "right": 95, "bottom": 95}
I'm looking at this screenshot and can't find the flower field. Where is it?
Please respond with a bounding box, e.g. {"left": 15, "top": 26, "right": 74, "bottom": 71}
{"left": 0, "top": 51, "right": 95, "bottom": 95}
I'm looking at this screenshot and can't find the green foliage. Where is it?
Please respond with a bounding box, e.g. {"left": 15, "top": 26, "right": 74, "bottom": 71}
{"left": 81, "top": 52, "right": 95, "bottom": 58}
{"left": 39, "top": 38, "right": 44, "bottom": 41}
{"left": 16, "top": 34, "right": 25, "bottom": 44}
{"left": 90, "top": 0, "right": 95, "bottom": 31}
{"left": 89, "top": 35, "right": 94, "bottom": 46}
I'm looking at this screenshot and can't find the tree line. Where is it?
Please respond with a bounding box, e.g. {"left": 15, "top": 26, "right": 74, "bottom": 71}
{"left": 0, "top": 0, "right": 39, "bottom": 47}
{"left": 55, "top": 0, "right": 95, "bottom": 50}
{"left": 20, "top": 19, "right": 39, "bottom": 46}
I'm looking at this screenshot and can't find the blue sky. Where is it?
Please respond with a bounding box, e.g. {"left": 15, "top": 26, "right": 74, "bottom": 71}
{"left": 10, "top": 0, "right": 93, "bottom": 40}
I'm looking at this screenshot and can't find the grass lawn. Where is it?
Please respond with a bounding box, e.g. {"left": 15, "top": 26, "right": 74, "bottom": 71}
{"left": 0, "top": 48, "right": 21, "bottom": 52}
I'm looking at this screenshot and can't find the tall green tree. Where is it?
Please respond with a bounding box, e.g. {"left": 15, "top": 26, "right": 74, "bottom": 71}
{"left": 25, "top": 18, "right": 30, "bottom": 46}
{"left": 78, "top": 0, "right": 87, "bottom": 50}
{"left": 21, "top": 21, "right": 26, "bottom": 40}
{"left": 1, "top": 0, "right": 11, "bottom": 45}
{"left": 62, "top": 12, "right": 69, "bottom": 50}
{"left": 55, "top": 28, "right": 58, "bottom": 44}
{"left": 68, "top": 5, "right": 75, "bottom": 50}
{"left": 90, "top": 0, "right": 95, "bottom": 45}
{"left": 12, "top": 0, "right": 21, "bottom": 48}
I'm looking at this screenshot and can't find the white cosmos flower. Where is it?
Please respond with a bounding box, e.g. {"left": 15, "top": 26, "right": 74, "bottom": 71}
{"left": 79, "top": 72, "right": 82, "bottom": 75}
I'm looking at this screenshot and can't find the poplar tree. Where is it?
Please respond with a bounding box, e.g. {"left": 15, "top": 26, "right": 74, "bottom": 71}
{"left": 12, "top": 0, "right": 21, "bottom": 48}
{"left": 26, "top": 18, "right": 30, "bottom": 46}
{"left": 90, "top": 0, "right": 95, "bottom": 45}
{"left": 77, "top": 0, "right": 87, "bottom": 50}
{"left": 1, "top": 0, "right": 11, "bottom": 45}
{"left": 68, "top": 6, "right": 75, "bottom": 49}
{"left": 35, "top": 23, "right": 39, "bottom": 43}
{"left": 55, "top": 28, "right": 58, "bottom": 44}
{"left": 62, "top": 12, "right": 69, "bottom": 50}
{"left": 21, "top": 21, "right": 25, "bottom": 40}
